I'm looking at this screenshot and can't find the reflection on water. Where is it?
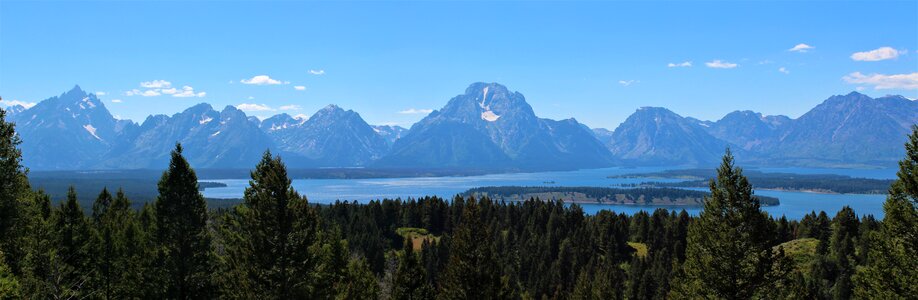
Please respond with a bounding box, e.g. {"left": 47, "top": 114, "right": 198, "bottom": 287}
{"left": 202, "top": 166, "right": 892, "bottom": 220}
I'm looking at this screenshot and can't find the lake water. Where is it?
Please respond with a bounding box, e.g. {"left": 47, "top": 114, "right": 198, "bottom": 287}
{"left": 201, "top": 166, "right": 895, "bottom": 220}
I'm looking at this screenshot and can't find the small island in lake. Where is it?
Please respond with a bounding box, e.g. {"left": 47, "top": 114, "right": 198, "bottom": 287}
{"left": 198, "top": 181, "right": 228, "bottom": 190}
{"left": 464, "top": 186, "right": 780, "bottom": 206}
{"left": 610, "top": 169, "right": 893, "bottom": 194}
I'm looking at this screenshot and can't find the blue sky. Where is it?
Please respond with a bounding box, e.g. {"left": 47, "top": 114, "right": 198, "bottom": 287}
{"left": 1, "top": 0, "right": 916, "bottom": 129}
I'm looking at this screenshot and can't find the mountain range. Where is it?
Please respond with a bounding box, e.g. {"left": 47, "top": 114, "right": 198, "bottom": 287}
{"left": 4, "top": 84, "right": 916, "bottom": 171}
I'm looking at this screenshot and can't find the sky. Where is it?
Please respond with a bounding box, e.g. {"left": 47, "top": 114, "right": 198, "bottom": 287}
{"left": 1, "top": 0, "right": 916, "bottom": 130}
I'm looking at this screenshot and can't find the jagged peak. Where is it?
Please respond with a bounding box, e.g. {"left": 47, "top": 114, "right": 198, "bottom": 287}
{"left": 265, "top": 112, "right": 294, "bottom": 120}
{"left": 636, "top": 106, "right": 676, "bottom": 114}
{"left": 68, "top": 84, "right": 85, "bottom": 94}
{"left": 184, "top": 102, "right": 214, "bottom": 113}
{"left": 845, "top": 91, "right": 867, "bottom": 97}
{"left": 221, "top": 105, "right": 243, "bottom": 114}
{"left": 464, "top": 82, "right": 510, "bottom": 96}
{"left": 322, "top": 104, "right": 343, "bottom": 112}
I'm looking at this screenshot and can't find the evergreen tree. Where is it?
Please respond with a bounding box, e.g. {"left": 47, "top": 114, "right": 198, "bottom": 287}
{"left": 828, "top": 206, "right": 859, "bottom": 299}
{"left": 219, "top": 151, "right": 320, "bottom": 298}
{"left": 671, "top": 150, "right": 774, "bottom": 299}
{"left": 393, "top": 240, "right": 434, "bottom": 299}
{"left": 52, "top": 187, "right": 93, "bottom": 298}
{"left": 153, "top": 143, "right": 214, "bottom": 298}
{"left": 19, "top": 191, "right": 54, "bottom": 297}
{"left": 854, "top": 126, "right": 918, "bottom": 298}
{"left": 0, "top": 107, "right": 29, "bottom": 274}
{"left": 0, "top": 249, "right": 20, "bottom": 298}
{"left": 336, "top": 257, "right": 380, "bottom": 300}
{"left": 439, "top": 197, "right": 501, "bottom": 299}
{"left": 90, "top": 188, "right": 145, "bottom": 298}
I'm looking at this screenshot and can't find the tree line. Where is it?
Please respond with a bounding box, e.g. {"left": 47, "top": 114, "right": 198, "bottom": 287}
{"left": 0, "top": 107, "right": 915, "bottom": 299}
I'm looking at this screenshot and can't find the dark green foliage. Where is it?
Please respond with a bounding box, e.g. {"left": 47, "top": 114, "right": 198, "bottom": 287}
{"left": 153, "top": 144, "right": 215, "bottom": 298}
{"left": 51, "top": 187, "right": 92, "bottom": 298}
{"left": 672, "top": 150, "right": 775, "bottom": 299}
{"left": 393, "top": 240, "right": 434, "bottom": 299}
{"left": 336, "top": 256, "right": 380, "bottom": 299}
{"left": 89, "top": 188, "right": 150, "bottom": 298}
{"left": 464, "top": 186, "right": 771, "bottom": 205}
{"left": 0, "top": 108, "right": 28, "bottom": 276}
{"left": 0, "top": 250, "right": 20, "bottom": 298}
{"left": 854, "top": 125, "right": 918, "bottom": 298}
{"left": 439, "top": 197, "right": 501, "bottom": 299}
{"left": 218, "top": 151, "right": 320, "bottom": 298}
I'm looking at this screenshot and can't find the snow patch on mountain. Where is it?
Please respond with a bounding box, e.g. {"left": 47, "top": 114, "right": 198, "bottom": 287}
{"left": 83, "top": 124, "right": 101, "bottom": 140}
{"left": 199, "top": 116, "right": 213, "bottom": 125}
{"left": 481, "top": 111, "right": 501, "bottom": 122}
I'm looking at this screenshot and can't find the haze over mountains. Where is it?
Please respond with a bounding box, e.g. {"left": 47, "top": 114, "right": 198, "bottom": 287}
{"left": 4, "top": 83, "right": 916, "bottom": 171}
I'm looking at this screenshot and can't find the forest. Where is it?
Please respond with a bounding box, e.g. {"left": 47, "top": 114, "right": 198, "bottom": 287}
{"left": 0, "top": 108, "right": 916, "bottom": 299}
{"left": 463, "top": 186, "right": 779, "bottom": 206}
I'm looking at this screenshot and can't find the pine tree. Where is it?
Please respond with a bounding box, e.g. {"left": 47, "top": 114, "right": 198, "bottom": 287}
{"left": 52, "top": 187, "right": 93, "bottom": 298}
{"left": 219, "top": 151, "right": 320, "bottom": 298}
{"left": 90, "top": 188, "right": 145, "bottom": 298}
{"left": 0, "top": 107, "right": 29, "bottom": 275}
{"left": 671, "top": 149, "right": 774, "bottom": 299}
{"left": 854, "top": 126, "right": 918, "bottom": 298}
{"left": 336, "top": 257, "right": 380, "bottom": 300}
{"left": 0, "top": 249, "right": 20, "bottom": 298}
{"left": 393, "top": 240, "right": 434, "bottom": 299}
{"left": 19, "top": 191, "right": 54, "bottom": 297}
{"left": 828, "top": 206, "right": 859, "bottom": 299}
{"left": 439, "top": 197, "right": 501, "bottom": 299}
{"left": 153, "top": 143, "right": 214, "bottom": 298}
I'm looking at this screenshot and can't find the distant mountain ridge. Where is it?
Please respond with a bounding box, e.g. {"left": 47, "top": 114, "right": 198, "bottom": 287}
{"left": 3, "top": 85, "right": 916, "bottom": 170}
{"left": 594, "top": 91, "right": 918, "bottom": 167}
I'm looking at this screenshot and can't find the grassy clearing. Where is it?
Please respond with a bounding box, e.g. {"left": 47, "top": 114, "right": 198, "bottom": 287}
{"left": 775, "top": 238, "right": 819, "bottom": 273}
{"left": 628, "top": 242, "right": 649, "bottom": 258}
{"left": 396, "top": 227, "right": 440, "bottom": 250}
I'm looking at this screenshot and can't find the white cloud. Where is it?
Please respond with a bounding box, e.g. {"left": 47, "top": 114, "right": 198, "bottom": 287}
{"left": 705, "top": 60, "right": 738, "bottom": 69}
{"left": 95, "top": 91, "right": 107, "bottom": 96}
{"left": 293, "top": 114, "right": 309, "bottom": 120}
{"left": 667, "top": 61, "right": 692, "bottom": 68}
{"left": 140, "top": 80, "right": 172, "bottom": 88}
{"left": 843, "top": 72, "right": 918, "bottom": 90}
{"left": 279, "top": 105, "right": 301, "bottom": 111}
{"left": 241, "top": 75, "right": 284, "bottom": 85}
{"left": 294, "top": 85, "right": 306, "bottom": 91}
{"left": 126, "top": 80, "right": 205, "bottom": 98}
{"left": 788, "top": 43, "right": 814, "bottom": 53}
{"left": 308, "top": 69, "right": 325, "bottom": 75}
{"left": 247, "top": 96, "right": 255, "bottom": 100}
{"left": 236, "top": 103, "right": 275, "bottom": 112}
{"left": 141, "top": 90, "right": 161, "bottom": 97}
{"left": 172, "top": 86, "right": 206, "bottom": 98}
{"left": 618, "top": 80, "right": 637, "bottom": 86}
{"left": 778, "top": 67, "right": 789, "bottom": 74}
{"left": 850, "top": 47, "right": 905, "bottom": 61}
{"left": 0, "top": 99, "right": 36, "bottom": 109}
{"left": 111, "top": 99, "right": 123, "bottom": 103}
{"left": 398, "top": 108, "right": 433, "bottom": 114}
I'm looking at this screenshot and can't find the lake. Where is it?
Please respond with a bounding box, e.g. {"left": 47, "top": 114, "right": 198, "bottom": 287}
{"left": 201, "top": 166, "right": 895, "bottom": 220}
